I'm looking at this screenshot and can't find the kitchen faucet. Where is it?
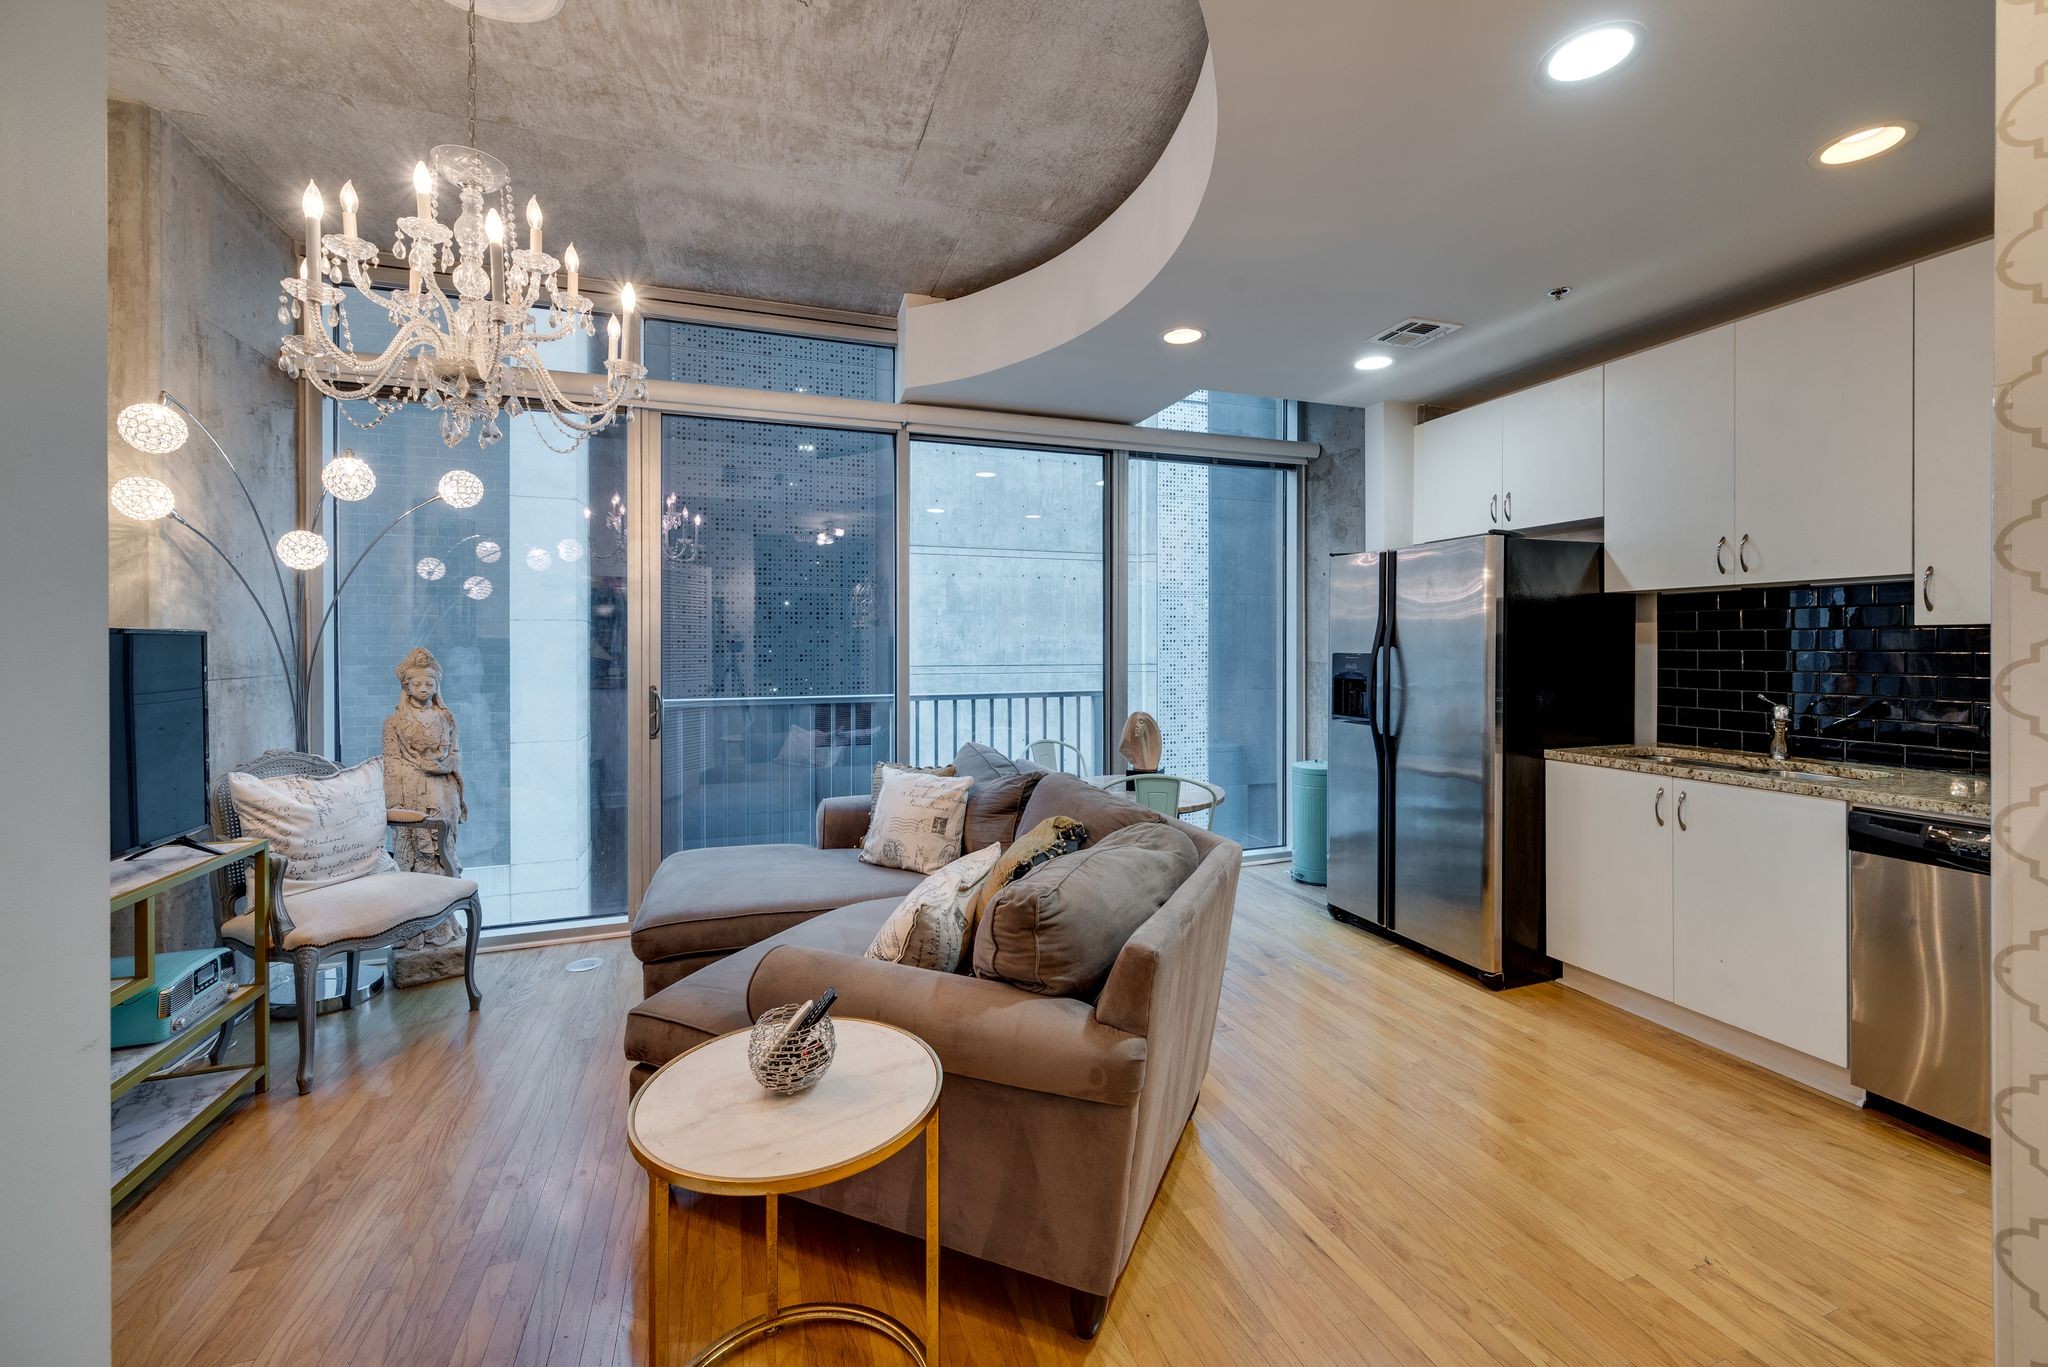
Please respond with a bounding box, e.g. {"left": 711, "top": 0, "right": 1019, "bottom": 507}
{"left": 1757, "top": 694, "right": 1791, "bottom": 763}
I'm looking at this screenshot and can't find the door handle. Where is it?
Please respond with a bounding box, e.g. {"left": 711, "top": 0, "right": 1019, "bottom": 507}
{"left": 1923, "top": 564, "right": 1935, "bottom": 611}
{"left": 648, "top": 685, "right": 662, "bottom": 740}
{"left": 1654, "top": 786, "right": 1665, "bottom": 827}
{"left": 1489, "top": 494, "right": 1498, "bottom": 525}
{"left": 1675, "top": 790, "right": 1688, "bottom": 831}
{"left": 1737, "top": 533, "right": 1754, "bottom": 572}
{"left": 1503, "top": 491, "right": 1513, "bottom": 522}
{"left": 1715, "top": 536, "right": 1730, "bottom": 575}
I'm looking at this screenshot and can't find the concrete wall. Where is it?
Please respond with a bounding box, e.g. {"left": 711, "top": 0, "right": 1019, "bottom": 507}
{"left": 0, "top": 2, "right": 112, "bottom": 1361}
{"left": 1302, "top": 401, "right": 1365, "bottom": 762}
{"left": 107, "top": 100, "right": 299, "bottom": 948}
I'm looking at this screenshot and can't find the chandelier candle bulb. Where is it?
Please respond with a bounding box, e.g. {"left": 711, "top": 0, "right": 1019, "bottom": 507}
{"left": 339, "top": 180, "right": 358, "bottom": 239}
{"left": 413, "top": 161, "right": 434, "bottom": 221}
{"left": 525, "top": 196, "right": 542, "bottom": 256}
{"left": 607, "top": 314, "right": 620, "bottom": 363}
{"left": 564, "top": 243, "right": 578, "bottom": 299}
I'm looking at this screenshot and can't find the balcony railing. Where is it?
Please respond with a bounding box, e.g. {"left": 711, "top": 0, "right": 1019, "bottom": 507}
{"left": 658, "top": 689, "right": 1103, "bottom": 852}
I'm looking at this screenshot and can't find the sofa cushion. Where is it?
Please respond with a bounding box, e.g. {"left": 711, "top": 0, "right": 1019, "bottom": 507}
{"left": 631, "top": 845, "right": 922, "bottom": 966}
{"left": 951, "top": 740, "right": 1040, "bottom": 782}
{"left": 627, "top": 896, "right": 900, "bottom": 1068}
{"left": 870, "top": 760, "right": 954, "bottom": 800}
{"left": 861, "top": 770, "right": 974, "bottom": 873}
{"left": 1016, "top": 772, "right": 1166, "bottom": 848}
{"left": 963, "top": 771, "right": 1044, "bottom": 849}
{"left": 866, "top": 843, "right": 1004, "bottom": 972}
{"left": 974, "top": 822, "right": 1199, "bottom": 998}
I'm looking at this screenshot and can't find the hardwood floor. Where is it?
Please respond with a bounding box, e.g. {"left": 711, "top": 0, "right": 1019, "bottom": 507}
{"left": 111, "top": 865, "right": 1991, "bottom": 1365}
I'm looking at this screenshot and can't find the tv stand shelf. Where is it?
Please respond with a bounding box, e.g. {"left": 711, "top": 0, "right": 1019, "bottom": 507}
{"left": 109, "top": 837, "right": 271, "bottom": 1206}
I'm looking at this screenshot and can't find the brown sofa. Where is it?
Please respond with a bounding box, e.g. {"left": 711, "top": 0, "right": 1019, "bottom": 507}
{"left": 624, "top": 767, "right": 1243, "bottom": 1337}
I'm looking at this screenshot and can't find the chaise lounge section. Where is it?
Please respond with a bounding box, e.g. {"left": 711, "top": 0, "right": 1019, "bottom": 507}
{"left": 624, "top": 757, "right": 1242, "bottom": 1337}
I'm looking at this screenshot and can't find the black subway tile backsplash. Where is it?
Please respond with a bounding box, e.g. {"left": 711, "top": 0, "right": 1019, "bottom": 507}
{"left": 1657, "top": 580, "right": 1988, "bottom": 773}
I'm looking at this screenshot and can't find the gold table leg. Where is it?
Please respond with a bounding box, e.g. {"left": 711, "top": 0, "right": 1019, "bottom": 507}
{"left": 649, "top": 1174, "right": 671, "bottom": 1366}
{"left": 925, "top": 1111, "right": 940, "bottom": 1362}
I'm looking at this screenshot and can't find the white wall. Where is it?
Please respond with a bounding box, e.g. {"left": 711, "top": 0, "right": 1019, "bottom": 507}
{"left": 0, "top": 2, "right": 112, "bottom": 1363}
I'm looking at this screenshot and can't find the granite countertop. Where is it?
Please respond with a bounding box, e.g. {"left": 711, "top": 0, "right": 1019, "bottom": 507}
{"left": 1544, "top": 744, "right": 1990, "bottom": 820}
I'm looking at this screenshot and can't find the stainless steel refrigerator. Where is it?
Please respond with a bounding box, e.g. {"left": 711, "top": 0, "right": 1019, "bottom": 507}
{"left": 1327, "top": 532, "right": 1632, "bottom": 986}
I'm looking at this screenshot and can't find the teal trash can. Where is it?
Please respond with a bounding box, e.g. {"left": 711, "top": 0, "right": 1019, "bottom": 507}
{"left": 1291, "top": 760, "right": 1328, "bottom": 885}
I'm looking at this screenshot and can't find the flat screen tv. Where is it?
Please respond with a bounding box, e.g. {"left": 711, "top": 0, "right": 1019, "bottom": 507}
{"left": 110, "top": 628, "right": 210, "bottom": 858}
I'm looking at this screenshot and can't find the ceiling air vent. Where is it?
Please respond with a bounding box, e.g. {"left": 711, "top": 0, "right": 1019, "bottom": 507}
{"left": 1370, "top": 317, "right": 1462, "bottom": 349}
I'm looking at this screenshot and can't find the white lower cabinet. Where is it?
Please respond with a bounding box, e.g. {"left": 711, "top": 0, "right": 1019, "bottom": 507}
{"left": 1545, "top": 763, "right": 1848, "bottom": 1066}
{"left": 1545, "top": 761, "right": 1673, "bottom": 998}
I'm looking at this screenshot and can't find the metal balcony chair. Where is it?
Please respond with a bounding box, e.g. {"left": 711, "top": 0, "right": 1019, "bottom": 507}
{"left": 1125, "top": 773, "right": 1226, "bottom": 829}
{"left": 1025, "top": 738, "right": 1089, "bottom": 776}
{"left": 208, "top": 749, "right": 482, "bottom": 1094}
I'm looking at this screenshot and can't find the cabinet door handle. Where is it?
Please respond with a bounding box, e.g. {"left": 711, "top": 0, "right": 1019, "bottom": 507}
{"left": 1503, "top": 491, "right": 1513, "bottom": 522}
{"left": 1489, "top": 493, "right": 1499, "bottom": 525}
{"left": 1715, "top": 536, "right": 1730, "bottom": 575}
{"left": 1654, "top": 786, "right": 1665, "bottom": 827}
{"left": 1737, "top": 533, "right": 1754, "bottom": 572}
{"left": 1675, "top": 790, "right": 1688, "bottom": 831}
{"left": 1923, "top": 565, "right": 1935, "bottom": 611}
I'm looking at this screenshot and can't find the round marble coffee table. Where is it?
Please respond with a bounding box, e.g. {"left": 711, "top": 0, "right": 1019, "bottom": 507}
{"left": 627, "top": 1019, "right": 943, "bottom": 1366}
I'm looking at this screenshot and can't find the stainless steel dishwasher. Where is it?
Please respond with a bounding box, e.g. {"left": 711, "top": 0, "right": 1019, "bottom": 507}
{"left": 1848, "top": 807, "right": 1991, "bottom": 1137}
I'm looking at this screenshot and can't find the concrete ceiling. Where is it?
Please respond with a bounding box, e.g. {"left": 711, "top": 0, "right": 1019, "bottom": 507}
{"left": 107, "top": 0, "right": 1207, "bottom": 316}
{"left": 900, "top": 0, "right": 1995, "bottom": 419}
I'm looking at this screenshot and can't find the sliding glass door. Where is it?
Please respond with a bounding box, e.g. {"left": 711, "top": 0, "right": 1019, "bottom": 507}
{"left": 655, "top": 416, "right": 897, "bottom": 852}
{"left": 1126, "top": 455, "right": 1290, "bottom": 848}
{"left": 906, "top": 440, "right": 1106, "bottom": 774}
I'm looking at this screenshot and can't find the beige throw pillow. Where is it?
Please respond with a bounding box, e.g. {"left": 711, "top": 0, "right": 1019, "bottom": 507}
{"left": 860, "top": 769, "right": 975, "bottom": 873}
{"left": 226, "top": 758, "right": 395, "bottom": 894}
{"left": 866, "top": 843, "right": 1004, "bottom": 971}
{"left": 871, "top": 761, "right": 955, "bottom": 800}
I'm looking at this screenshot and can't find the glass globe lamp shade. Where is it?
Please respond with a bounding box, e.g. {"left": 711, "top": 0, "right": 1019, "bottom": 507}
{"left": 475, "top": 540, "right": 502, "bottom": 563}
{"left": 109, "top": 475, "right": 176, "bottom": 522}
{"left": 116, "top": 402, "right": 189, "bottom": 455}
{"left": 438, "top": 469, "right": 485, "bottom": 509}
{"left": 275, "top": 529, "right": 330, "bottom": 571}
{"left": 463, "top": 575, "right": 494, "bottom": 601}
{"left": 555, "top": 537, "right": 584, "bottom": 563}
{"left": 525, "top": 546, "right": 552, "bottom": 572}
{"left": 321, "top": 452, "right": 377, "bottom": 502}
{"left": 416, "top": 556, "right": 447, "bottom": 582}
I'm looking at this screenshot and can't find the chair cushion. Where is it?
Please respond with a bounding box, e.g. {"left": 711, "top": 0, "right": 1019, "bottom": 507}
{"left": 630, "top": 845, "right": 922, "bottom": 965}
{"left": 626, "top": 896, "right": 900, "bottom": 1068}
{"left": 1016, "top": 772, "right": 1167, "bottom": 848}
{"left": 974, "top": 823, "right": 1198, "bottom": 998}
{"left": 223, "top": 870, "right": 475, "bottom": 951}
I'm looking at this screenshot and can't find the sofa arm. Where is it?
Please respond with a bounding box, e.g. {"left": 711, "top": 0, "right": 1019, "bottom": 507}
{"left": 816, "top": 795, "right": 873, "bottom": 849}
{"left": 748, "top": 945, "right": 1148, "bottom": 1105}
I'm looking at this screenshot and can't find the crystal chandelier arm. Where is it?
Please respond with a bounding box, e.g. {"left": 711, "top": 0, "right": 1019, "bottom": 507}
{"left": 165, "top": 510, "right": 305, "bottom": 746}
{"left": 300, "top": 493, "right": 444, "bottom": 716}
{"left": 160, "top": 391, "right": 302, "bottom": 657}
{"left": 527, "top": 365, "right": 639, "bottom": 422}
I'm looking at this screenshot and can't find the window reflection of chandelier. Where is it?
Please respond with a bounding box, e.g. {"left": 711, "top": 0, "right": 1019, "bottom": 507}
{"left": 588, "top": 491, "right": 703, "bottom": 563}
{"left": 277, "top": 0, "right": 645, "bottom": 451}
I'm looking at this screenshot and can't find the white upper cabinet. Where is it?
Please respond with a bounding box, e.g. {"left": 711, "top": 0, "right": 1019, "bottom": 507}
{"left": 1412, "top": 398, "right": 1502, "bottom": 544}
{"left": 1913, "top": 241, "right": 1994, "bottom": 625}
{"left": 1501, "top": 367, "right": 1603, "bottom": 532}
{"left": 1732, "top": 267, "right": 1914, "bottom": 585}
{"left": 1602, "top": 326, "right": 1737, "bottom": 592}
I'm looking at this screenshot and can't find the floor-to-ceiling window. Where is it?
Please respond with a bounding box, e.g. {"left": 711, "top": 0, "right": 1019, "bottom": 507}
{"left": 907, "top": 441, "right": 1106, "bottom": 773}
{"left": 1127, "top": 455, "right": 1291, "bottom": 849}
{"left": 656, "top": 416, "right": 897, "bottom": 852}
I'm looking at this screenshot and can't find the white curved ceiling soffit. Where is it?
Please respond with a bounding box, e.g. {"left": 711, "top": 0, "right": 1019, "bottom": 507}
{"left": 899, "top": 0, "right": 1992, "bottom": 421}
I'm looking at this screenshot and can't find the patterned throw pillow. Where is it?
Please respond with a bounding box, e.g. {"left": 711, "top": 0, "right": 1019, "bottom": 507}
{"left": 866, "top": 843, "right": 1005, "bottom": 972}
{"left": 226, "top": 758, "right": 395, "bottom": 894}
{"left": 870, "top": 761, "right": 955, "bottom": 801}
{"left": 966, "top": 814, "right": 1088, "bottom": 941}
{"left": 860, "top": 769, "right": 976, "bottom": 873}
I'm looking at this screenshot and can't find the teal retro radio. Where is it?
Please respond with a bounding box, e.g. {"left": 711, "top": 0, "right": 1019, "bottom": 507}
{"left": 110, "top": 946, "right": 235, "bottom": 1047}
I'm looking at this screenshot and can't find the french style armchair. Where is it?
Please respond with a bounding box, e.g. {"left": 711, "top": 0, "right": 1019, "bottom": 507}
{"left": 209, "top": 749, "right": 482, "bottom": 1094}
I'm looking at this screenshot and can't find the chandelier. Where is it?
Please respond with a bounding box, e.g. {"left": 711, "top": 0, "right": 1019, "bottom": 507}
{"left": 590, "top": 491, "right": 705, "bottom": 563}
{"left": 278, "top": 0, "right": 645, "bottom": 450}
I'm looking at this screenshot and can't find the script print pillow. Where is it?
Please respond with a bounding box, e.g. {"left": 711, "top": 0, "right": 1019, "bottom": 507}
{"left": 866, "top": 843, "right": 1004, "bottom": 972}
{"left": 227, "top": 757, "right": 395, "bottom": 894}
{"left": 860, "top": 770, "right": 975, "bottom": 873}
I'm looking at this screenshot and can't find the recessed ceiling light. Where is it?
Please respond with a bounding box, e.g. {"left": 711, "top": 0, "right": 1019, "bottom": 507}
{"left": 1161, "top": 326, "right": 1205, "bottom": 346}
{"left": 926, "top": 506, "right": 945, "bottom": 514}
{"left": 1811, "top": 122, "right": 1917, "bottom": 167}
{"left": 975, "top": 470, "right": 997, "bottom": 478}
{"left": 1541, "top": 22, "right": 1642, "bottom": 84}
{"left": 1354, "top": 355, "right": 1394, "bottom": 372}
{"left": 1025, "top": 513, "right": 1042, "bottom": 520}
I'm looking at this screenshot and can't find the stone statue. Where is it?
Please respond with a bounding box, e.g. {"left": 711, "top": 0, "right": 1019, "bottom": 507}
{"left": 1119, "top": 711, "right": 1163, "bottom": 773}
{"left": 383, "top": 647, "right": 467, "bottom": 985}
